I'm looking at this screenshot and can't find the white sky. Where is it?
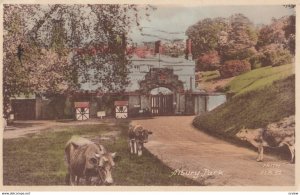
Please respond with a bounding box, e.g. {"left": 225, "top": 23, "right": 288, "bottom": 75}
{"left": 129, "top": 5, "right": 295, "bottom": 43}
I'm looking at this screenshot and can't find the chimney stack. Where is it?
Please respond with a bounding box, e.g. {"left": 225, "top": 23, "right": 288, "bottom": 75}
{"left": 155, "top": 40, "right": 161, "bottom": 55}
{"left": 185, "top": 39, "right": 192, "bottom": 60}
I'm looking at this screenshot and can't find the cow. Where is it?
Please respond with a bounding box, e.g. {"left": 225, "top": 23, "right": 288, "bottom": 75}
{"left": 236, "top": 121, "right": 295, "bottom": 163}
{"left": 128, "top": 124, "right": 153, "bottom": 156}
{"left": 64, "top": 136, "right": 119, "bottom": 185}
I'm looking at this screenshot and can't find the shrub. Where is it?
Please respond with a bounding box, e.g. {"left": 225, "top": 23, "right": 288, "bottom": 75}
{"left": 222, "top": 47, "right": 257, "bottom": 62}
{"left": 249, "top": 53, "right": 264, "bottom": 69}
{"left": 259, "top": 44, "right": 293, "bottom": 67}
{"left": 219, "top": 60, "right": 251, "bottom": 78}
{"left": 196, "top": 51, "right": 220, "bottom": 71}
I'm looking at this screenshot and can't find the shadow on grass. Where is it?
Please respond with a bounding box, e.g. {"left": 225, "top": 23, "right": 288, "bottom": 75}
{"left": 3, "top": 121, "right": 201, "bottom": 186}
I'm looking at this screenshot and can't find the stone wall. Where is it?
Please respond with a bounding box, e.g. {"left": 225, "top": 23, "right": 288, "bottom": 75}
{"left": 207, "top": 95, "right": 227, "bottom": 111}
{"left": 141, "top": 95, "right": 151, "bottom": 110}
{"left": 194, "top": 95, "right": 206, "bottom": 115}
{"left": 128, "top": 95, "right": 141, "bottom": 117}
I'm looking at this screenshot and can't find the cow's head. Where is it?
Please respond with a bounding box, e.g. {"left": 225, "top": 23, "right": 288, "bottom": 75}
{"left": 236, "top": 127, "right": 263, "bottom": 142}
{"left": 91, "top": 151, "right": 120, "bottom": 185}
{"left": 137, "top": 129, "right": 153, "bottom": 143}
{"left": 236, "top": 127, "right": 249, "bottom": 141}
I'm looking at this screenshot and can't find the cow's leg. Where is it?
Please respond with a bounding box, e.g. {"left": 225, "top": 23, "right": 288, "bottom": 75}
{"left": 70, "top": 173, "right": 76, "bottom": 186}
{"left": 85, "top": 176, "right": 92, "bottom": 185}
{"left": 137, "top": 142, "right": 142, "bottom": 156}
{"left": 288, "top": 145, "right": 295, "bottom": 163}
{"left": 76, "top": 176, "right": 80, "bottom": 185}
{"left": 129, "top": 140, "right": 134, "bottom": 154}
{"left": 257, "top": 145, "right": 264, "bottom": 162}
{"left": 260, "top": 146, "right": 264, "bottom": 161}
{"left": 134, "top": 140, "right": 137, "bottom": 154}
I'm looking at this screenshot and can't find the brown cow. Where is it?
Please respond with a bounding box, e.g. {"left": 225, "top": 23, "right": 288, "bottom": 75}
{"left": 236, "top": 116, "right": 295, "bottom": 163}
{"left": 64, "top": 136, "right": 118, "bottom": 185}
{"left": 128, "top": 124, "right": 153, "bottom": 156}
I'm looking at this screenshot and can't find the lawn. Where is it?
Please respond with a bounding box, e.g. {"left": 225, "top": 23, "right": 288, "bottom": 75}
{"left": 196, "top": 63, "right": 294, "bottom": 94}
{"left": 3, "top": 121, "right": 200, "bottom": 186}
{"left": 226, "top": 63, "right": 294, "bottom": 96}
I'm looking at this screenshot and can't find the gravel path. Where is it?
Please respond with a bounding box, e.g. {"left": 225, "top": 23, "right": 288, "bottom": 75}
{"left": 132, "top": 116, "right": 295, "bottom": 186}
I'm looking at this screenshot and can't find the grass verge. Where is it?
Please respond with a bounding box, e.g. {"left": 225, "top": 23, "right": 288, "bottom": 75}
{"left": 193, "top": 75, "right": 295, "bottom": 137}
{"left": 3, "top": 121, "right": 200, "bottom": 186}
{"left": 193, "top": 75, "right": 295, "bottom": 160}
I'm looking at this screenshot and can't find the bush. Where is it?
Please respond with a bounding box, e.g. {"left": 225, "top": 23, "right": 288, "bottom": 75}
{"left": 259, "top": 44, "right": 293, "bottom": 67}
{"left": 219, "top": 60, "right": 251, "bottom": 78}
{"left": 196, "top": 51, "right": 220, "bottom": 71}
{"left": 263, "top": 49, "right": 292, "bottom": 67}
{"left": 222, "top": 47, "right": 257, "bottom": 62}
{"left": 249, "top": 53, "right": 264, "bottom": 69}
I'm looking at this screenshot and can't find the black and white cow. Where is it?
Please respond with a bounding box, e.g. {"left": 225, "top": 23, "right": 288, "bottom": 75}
{"left": 128, "top": 124, "right": 153, "bottom": 156}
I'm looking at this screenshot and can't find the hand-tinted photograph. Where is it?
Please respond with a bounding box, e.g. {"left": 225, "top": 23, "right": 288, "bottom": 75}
{"left": 2, "top": 3, "right": 295, "bottom": 187}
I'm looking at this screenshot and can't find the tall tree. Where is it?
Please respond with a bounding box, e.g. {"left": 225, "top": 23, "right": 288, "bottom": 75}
{"left": 257, "top": 15, "right": 295, "bottom": 59}
{"left": 219, "top": 13, "right": 258, "bottom": 62}
{"left": 186, "top": 17, "right": 228, "bottom": 59}
{"left": 3, "top": 4, "right": 155, "bottom": 117}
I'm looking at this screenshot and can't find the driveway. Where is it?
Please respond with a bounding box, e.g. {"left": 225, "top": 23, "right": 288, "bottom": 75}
{"left": 132, "top": 116, "right": 295, "bottom": 186}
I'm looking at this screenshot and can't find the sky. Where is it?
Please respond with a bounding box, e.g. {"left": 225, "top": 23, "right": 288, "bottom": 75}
{"left": 129, "top": 5, "right": 295, "bottom": 43}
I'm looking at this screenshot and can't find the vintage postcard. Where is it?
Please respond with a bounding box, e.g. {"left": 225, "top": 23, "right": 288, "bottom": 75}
{"left": 0, "top": 0, "right": 299, "bottom": 192}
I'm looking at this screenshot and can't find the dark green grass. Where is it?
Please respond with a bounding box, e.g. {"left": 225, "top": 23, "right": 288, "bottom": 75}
{"left": 3, "top": 122, "right": 200, "bottom": 186}
{"left": 193, "top": 75, "right": 295, "bottom": 160}
{"left": 193, "top": 75, "right": 295, "bottom": 137}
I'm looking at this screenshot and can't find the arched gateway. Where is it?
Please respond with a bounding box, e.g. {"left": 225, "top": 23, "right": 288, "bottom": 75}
{"left": 138, "top": 68, "right": 184, "bottom": 115}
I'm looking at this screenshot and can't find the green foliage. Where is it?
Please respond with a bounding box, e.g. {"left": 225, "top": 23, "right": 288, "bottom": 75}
{"left": 222, "top": 47, "right": 257, "bottom": 62}
{"left": 186, "top": 17, "right": 227, "bottom": 58}
{"left": 246, "top": 27, "right": 258, "bottom": 43}
{"left": 226, "top": 63, "right": 294, "bottom": 96}
{"left": 261, "top": 48, "right": 293, "bottom": 67}
{"left": 219, "top": 60, "right": 251, "bottom": 78}
{"left": 193, "top": 75, "right": 295, "bottom": 137}
{"left": 284, "top": 15, "right": 295, "bottom": 54}
{"left": 257, "top": 15, "right": 295, "bottom": 56}
{"left": 3, "top": 123, "right": 200, "bottom": 186}
{"left": 249, "top": 53, "right": 264, "bottom": 69}
{"left": 3, "top": 5, "right": 155, "bottom": 117}
{"left": 249, "top": 45, "right": 293, "bottom": 69}
{"left": 219, "top": 14, "right": 258, "bottom": 62}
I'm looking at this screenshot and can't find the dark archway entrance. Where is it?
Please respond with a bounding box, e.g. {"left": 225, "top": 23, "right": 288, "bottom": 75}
{"left": 138, "top": 68, "right": 184, "bottom": 116}
{"left": 150, "top": 87, "right": 173, "bottom": 115}
{"left": 150, "top": 94, "right": 173, "bottom": 115}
